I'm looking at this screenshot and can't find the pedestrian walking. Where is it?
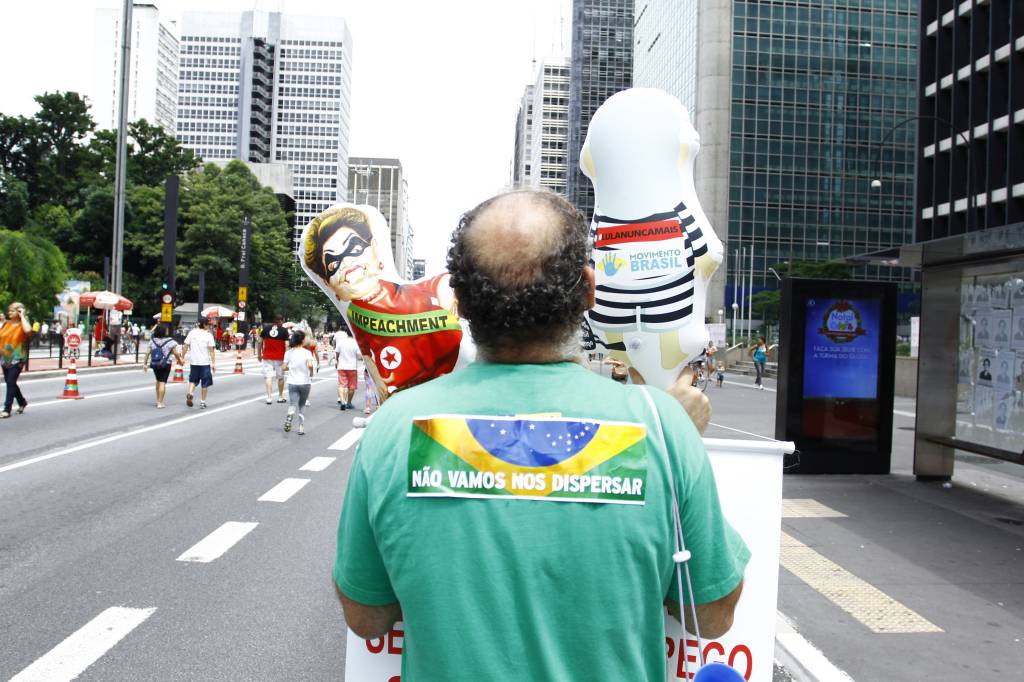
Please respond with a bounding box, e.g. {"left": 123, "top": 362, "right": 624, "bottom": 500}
{"left": 333, "top": 327, "right": 360, "bottom": 410}
{"left": 143, "top": 324, "right": 183, "bottom": 408}
{"left": 183, "top": 318, "right": 216, "bottom": 408}
{"left": 750, "top": 336, "right": 767, "bottom": 390}
{"left": 333, "top": 190, "right": 744, "bottom": 679}
{"left": 258, "top": 316, "right": 288, "bottom": 404}
{"left": 282, "top": 330, "right": 314, "bottom": 435}
{"left": 1, "top": 302, "right": 33, "bottom": 418}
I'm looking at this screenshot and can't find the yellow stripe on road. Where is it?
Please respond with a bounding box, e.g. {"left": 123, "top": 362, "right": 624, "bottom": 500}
{"left": 782, "top": 499, "right": 848, "bottom": 518}
{"left": 780, "top": 532, "right": 943, "bottom": 633}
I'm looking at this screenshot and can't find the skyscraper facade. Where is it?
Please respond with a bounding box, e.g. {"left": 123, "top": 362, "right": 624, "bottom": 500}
{"left": 527, "top": 60, "right": 572, "bottom": 194}
{"left": 567, "top": 0, "right": 634, "bottom": 218}
{"left": 91, "top": 3, "right": 179, "bottom": 132}
{"left": 632, "top": 0, "right": 698, "bottom": 112}
{"left": 633, "top": 0, "right": 918, "bottom": 315}
{"left": 512, "top": 84, "right": 534, "bottom": 185}
{"left": 175, "top": 11, "right": 353, "bottom": 249}
{"left": 348, "top": 157, "right": 414, "bottom": 280}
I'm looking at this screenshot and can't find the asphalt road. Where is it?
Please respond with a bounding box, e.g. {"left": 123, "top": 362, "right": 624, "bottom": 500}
{"left": 1, "top": 354, "right": 360, "bottom": 680}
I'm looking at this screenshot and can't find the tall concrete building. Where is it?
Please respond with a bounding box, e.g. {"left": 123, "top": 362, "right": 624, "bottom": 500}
{"left": 906, "top": 2, "right": 1024, "bottom": 478}
{"left": 513, "top": 60, "right": 571, "bottom": 193}
{"left": 567, "top": 0, "right": 634, "bottom": 218}
{"left": 175, "top": 11, "right": 353, "bottom": 249}
{"left": 348, "top": 157, "right": 414, "bottom": 279}
{"left": 512, "top": 84, "right": 534, "bottom": 185}
{"left": 91, "top": 3, "right": 179, "bottom": 132}
{"left": 633, "top": 0, "right": 918, "bottom": 318}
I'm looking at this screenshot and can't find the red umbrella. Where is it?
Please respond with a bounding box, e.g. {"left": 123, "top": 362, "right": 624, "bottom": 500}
{"left": 79, "top": 291, "right": 134, "bottom": 311}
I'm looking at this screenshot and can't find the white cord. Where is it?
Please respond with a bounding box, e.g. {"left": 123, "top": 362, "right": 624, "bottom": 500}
{"left": 639, "top": 386, "right": 706, "bottom": 676}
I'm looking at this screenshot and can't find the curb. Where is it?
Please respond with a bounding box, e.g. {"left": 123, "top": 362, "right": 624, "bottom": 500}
{"left": 773, "top": 612, "right": 854, "bottom": 682}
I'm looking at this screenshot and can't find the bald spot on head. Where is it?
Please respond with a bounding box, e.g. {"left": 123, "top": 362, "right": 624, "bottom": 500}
{"left": 463, "top": 191, "right": 563, "bottom": 287}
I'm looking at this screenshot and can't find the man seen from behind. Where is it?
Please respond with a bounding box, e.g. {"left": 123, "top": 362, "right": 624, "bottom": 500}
{"left": 259, "top": 316, "right": 288, "bottom": 404}
{"left": 333, "top": 190, "right": 748, "bottom": 680}
{"left": 182, "top": 318, "right": 216, "bottom": 409}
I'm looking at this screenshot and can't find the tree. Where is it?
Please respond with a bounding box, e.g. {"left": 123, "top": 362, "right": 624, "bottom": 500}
{"left": 775, "top": 259, "right": 852, "bottom": 280}
{"left": 178, "top": 162, "right": 297, "bottom": 319}
{"left": 85, "top": 119, "right": 199, "bottom": 187}
{"left": 752, "top": 290, "right": 781, "bottom": 326}
{"left": 28, "top": 92, "right": 95, "bottom": 209}
{"left": 0, "top": 228, "right": 70, "bottom": 318}
{"left": 0, "top": 175, "right": 30, "bottom": 229}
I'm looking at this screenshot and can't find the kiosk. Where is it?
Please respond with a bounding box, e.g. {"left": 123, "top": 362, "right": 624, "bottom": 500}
{"left": 776, "top": 279, "right": 897, "bottom": 474}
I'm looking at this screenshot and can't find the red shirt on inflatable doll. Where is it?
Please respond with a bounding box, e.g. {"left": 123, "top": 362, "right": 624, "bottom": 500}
{"left": 345, "top": 274, "right": 462, "bottom": 395}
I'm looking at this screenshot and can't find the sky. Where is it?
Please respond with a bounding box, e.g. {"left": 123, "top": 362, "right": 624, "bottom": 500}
{"left": 0, "top": 0, "right": 571, "bottom": 271}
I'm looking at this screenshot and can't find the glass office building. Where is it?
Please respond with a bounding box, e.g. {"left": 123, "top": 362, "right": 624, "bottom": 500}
{"left": 728, "top": 1, "right": 918, "bottom": 301}
{"left": 567, "top": 0, "right": 634, "bottom": 219}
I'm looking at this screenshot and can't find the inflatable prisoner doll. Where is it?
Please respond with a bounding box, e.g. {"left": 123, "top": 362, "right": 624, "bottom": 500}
{"left": 580, "top": 88, "right": 724, "bottom": 389}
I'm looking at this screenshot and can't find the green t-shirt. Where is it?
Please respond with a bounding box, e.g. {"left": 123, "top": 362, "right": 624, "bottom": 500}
{"left": 334, "top": 361, "right": 749, "bottom": 681}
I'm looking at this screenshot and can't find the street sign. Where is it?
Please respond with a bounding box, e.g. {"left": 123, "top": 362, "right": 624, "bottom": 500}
{"left": 67, "top": 333, "right": 81, "bottom": 349}
{"left": 161, "top": 302, "right": 173, "bottom": 322}
{"left": 162, "top": 293, "right": 173, "bottom": 304}
{"left": 237, "top": 300, "right": 247, "bottom": 309}
{"left": 238, "top": 286, "right": 248, "bottom": 302}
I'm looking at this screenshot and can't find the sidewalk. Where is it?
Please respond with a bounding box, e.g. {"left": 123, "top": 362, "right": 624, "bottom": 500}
{"left": 702, "top": 376, "right": 1024, "bottom": 681}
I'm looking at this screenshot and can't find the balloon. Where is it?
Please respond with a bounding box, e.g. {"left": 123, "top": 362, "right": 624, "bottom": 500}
{"left": 580, "top": 88, "right": 724, "bottom": 389}
{"left": 299, "top": 203, "right": 475, "bottom": 402}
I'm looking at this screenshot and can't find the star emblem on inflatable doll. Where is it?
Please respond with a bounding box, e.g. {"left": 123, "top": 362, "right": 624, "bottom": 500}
{"left": 380, "top": 346, "right": 402, "bottom": 370}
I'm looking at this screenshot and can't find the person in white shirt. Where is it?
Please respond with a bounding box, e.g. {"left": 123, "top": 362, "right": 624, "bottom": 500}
{"left": 182, "top": 318, "right": 217, "bottom": 408}
{"left": 282, "top": 330, "right": 315, "bottom": 434}
{"left": 333, "top": 327, "right": 361, "bottom": 411}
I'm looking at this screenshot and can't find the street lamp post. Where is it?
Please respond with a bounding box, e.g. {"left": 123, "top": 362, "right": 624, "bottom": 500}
{"left": 110, "top": 0, "right": 134, "bottom": 295}
{"left": 731, "top": 302, "right": 739, "bottom": 346}
{"left": 870, "top": 114, "right": 973, "bottom": 233}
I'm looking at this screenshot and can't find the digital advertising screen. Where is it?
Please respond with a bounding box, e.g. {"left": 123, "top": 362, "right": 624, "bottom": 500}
{"left": 802, "top": 298, "right": 881, "bottom": 400}
{"left": 776, "top": 280, "right": 896, "bottom": 474}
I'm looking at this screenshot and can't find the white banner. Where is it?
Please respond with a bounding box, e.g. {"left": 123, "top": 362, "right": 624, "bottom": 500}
{"left": 910, "top": 316, "right": 919, "bottom": 358}
{"left": 707, "top": 323, "right": 727, "bottom": 349}
{"left": 344, "top": 437, "right": 789, "bottom": 682}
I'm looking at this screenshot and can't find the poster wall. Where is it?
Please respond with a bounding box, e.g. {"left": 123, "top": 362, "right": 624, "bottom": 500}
{"left": 344, "top": 438, "right": 790, "bottom": 682}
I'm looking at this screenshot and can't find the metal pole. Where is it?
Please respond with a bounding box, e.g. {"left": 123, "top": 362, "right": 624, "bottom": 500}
{"left": 111, "top": 0, "right": 134, "bottom": 295}
{"left": 748, "top": 246, "right": 755, "bottom": 340}
{"left": 741, "top": 244, "right": 749, "bottom": 339}
{"left": 197, "top": 271, "right": 206, "bottom": 325}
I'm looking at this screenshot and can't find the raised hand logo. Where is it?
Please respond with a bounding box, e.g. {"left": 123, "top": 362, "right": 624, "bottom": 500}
{"left": 599, "top": 253, "right": 626, "bottom": 277}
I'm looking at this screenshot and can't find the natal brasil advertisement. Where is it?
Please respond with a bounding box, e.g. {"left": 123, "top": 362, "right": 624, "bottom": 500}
{"left": 803, "top": 298, "right": 881, "bottom": 399}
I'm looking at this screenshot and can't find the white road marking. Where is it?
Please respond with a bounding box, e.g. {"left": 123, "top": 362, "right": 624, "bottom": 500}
{"left": 328, "top": 428, "right": 364, "bottom": 451}
{"left": 893, "top": 409, "right": 916, "bottom": 419}
{"left": 176, "top": 522, "right": 258, "bottom": 563}
{"left": 774, "top": 611, "right": 855, "bottom": 682}
{"left": 782, "top": 499, "right": 848, "bottom": 518}
{"left": 258, "top": 477, "right": 311, "bottom": 502}
{"left": 27, "top": 370, "right": 260, "bottom": 408}
{"left": 780, "top": 531, "right": 943, "bottom": 633}
{"left": 300, "top": 456, "right": 336, "bottom": 472}
{"left": 0, "top": 379, "right": 330, "bottom": 476}
{"left": 9, "top": 606, "right": 156, "bottom": 682}
{"left": 722, "top": 380, "right": 777, "bottom": 393}
{"left": 706, "top": 422, "right": 775, "bottom": 441}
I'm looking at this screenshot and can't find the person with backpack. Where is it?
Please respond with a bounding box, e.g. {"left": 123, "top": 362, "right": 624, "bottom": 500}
{"left": 143, "top": 324, "right": 184, "bottom": 409}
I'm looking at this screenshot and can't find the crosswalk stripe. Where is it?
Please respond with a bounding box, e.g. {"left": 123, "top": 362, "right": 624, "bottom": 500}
{"left": 780, "top": 531, "right": 943, "bottom": 633}
{"left": 782, "top": 499, "right": 847, "bottom": 518}
{"left": 300, "top": 456, "right": 336, "bottom": 472}
{"left": 328, "top": 429, "right": 364, "bottom": 451}
{"left": 258, "top": 478, "right": 311, "bottom": 503}
{"left": 176, "top": 522, "right": 258, "bottom": 563}
{"left": 10, "top": 606, "right": 156, "bottom": 682}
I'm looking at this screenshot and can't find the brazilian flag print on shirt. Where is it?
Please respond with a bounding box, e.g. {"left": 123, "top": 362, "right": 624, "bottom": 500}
{"left": 408, "top": 415, "right": 648, "bottom": 504}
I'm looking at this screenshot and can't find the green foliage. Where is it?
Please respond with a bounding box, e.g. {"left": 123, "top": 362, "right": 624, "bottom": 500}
{"left": 0, "top": 175, "right": 30, "bottom": 228}
{"left": 752, "top": 290, "right": 781, "bottom": 324}
{"left": 0, "top": 228, "right": 69, "bottom": 317}
{"left": 896, "top": 342, "right": 911, "bottom": 357}
{"left": 775, "top": 260, "right": 853, "bottom": 280}
{"left": 2, "top": 92, "right": 312, "bottom": 321}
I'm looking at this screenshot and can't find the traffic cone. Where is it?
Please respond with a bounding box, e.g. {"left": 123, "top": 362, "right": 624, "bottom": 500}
{"left": 171, "top": 363, "right": 185, "bottom": 383}
{"left": 59, "top": 357, "right": 84, "bottom": 400}
{"left": 233, "top": 350, "right": 244, "bottom": 374}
